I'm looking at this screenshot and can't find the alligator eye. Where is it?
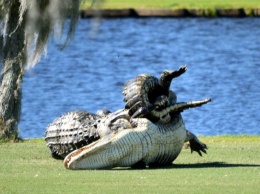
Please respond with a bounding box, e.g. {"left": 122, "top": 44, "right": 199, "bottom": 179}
{"left": 155, "top": 106, "right": 160, "bottom": 110}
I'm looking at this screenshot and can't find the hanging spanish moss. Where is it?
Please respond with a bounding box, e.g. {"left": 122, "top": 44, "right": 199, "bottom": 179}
{"left": 0, "top": 0, "right": 80, "bottom": 68}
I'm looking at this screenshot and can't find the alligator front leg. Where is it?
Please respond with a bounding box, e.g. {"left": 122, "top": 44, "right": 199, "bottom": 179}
{"left": 64, "top": 118, "right": 152, "bottom": 170}
{"left": 185, "top": 130, "right": 207, "bottom": 156}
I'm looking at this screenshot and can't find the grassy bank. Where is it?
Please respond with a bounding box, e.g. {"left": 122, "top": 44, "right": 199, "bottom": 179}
{"left": 80, "top": 0, "right": 260, "bottom": 9}
{"left": 1, "top": 136, "right": 260, "bottom": 194}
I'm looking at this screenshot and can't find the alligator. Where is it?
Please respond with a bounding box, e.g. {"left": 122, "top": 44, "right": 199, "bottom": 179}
{"left": 45, "top": 65, "right": 187, "bottom": 159}
{"left": 45, "top": 65, "right": 211, "bottom": 169}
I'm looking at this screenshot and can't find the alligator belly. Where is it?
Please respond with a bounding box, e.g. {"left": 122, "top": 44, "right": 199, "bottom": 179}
{"left": 144, "top": 115, "right": 187, "bottom": 165}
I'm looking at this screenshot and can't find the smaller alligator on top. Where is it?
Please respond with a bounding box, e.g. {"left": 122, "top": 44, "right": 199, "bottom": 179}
{"left": 123, "top": 65, "right": 187, "bottom": 121}
{"left": 45, "top": 65, "right": 211, "bottom": 169}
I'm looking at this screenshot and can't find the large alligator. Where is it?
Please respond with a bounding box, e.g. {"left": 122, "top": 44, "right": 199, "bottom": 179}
{"left": 45, "top": 65, "right": 211, "bottom": 169}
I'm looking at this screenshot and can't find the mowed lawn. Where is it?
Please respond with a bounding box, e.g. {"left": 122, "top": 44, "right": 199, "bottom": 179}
{"left": 80, "top": 0, "right": 260, "bottom": 9}
{"left": 0, "top": 136, "right": 259, "bottom": 194}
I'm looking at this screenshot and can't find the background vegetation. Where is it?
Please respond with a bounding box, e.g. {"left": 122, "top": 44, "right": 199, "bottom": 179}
{"left": 81, "top": 0, "right": 260, "bottom": 9}
{"left": 1, "top": 136, "right": 259, "bottom": 193}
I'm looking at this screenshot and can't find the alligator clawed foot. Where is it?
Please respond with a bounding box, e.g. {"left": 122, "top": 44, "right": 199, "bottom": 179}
{"left": 189, "top": 139, "right": 208, "bottom": 156}
{"left": 185, "top": 130, "right": 208, "bottom": 157}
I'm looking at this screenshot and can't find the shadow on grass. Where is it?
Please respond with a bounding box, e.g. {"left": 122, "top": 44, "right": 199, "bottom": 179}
{"left": 172, "top": 162, "right": 260, "bottom": 169}
{"left": 114, "top": 162, "right": 260, "bottom": 170}
{"left": 145, "top": 162, "right": 260, "bottom": 170}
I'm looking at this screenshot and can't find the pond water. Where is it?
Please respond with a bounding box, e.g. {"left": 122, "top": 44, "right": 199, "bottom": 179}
{"left": 19, "top": 18, "right": 260, "bottom": 138}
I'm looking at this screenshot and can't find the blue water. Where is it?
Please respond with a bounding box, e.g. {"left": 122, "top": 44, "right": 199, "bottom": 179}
{"left": 19, "top": 18, "right": 260, "bottom": 138}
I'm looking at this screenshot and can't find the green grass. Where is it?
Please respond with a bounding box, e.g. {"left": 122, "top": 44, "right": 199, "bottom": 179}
{"left": 80, "top": 0, "right": 260, "bottom": 9}
{"left": 1, "top": 136, "right": 260, "bottom": 194}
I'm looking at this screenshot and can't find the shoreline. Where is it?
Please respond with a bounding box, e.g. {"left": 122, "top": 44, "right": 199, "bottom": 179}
{"left": 80, "top": 8, "right": 260, "bottom": 18}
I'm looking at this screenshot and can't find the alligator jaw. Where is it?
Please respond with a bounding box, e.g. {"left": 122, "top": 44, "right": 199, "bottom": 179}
{"left": 169, "top": 98, "right": 211, "bottom": 113}
{"left": 159, "top": 65, "right": 187, "bottom": 90}
{"left": 63, "top": 119, "right": 153, "bottom": 170}
{"left": 152, "top": 98, "right": 211, "bottom": 119}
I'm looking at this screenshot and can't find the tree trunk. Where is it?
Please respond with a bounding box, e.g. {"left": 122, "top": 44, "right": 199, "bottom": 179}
{"left": 0, "top": 1, "right": 25, "bottom": 139}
